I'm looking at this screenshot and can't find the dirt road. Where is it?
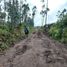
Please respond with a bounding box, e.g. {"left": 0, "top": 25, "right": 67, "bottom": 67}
{"left": 0, "top": 32, "right": 67, "bottom": 67}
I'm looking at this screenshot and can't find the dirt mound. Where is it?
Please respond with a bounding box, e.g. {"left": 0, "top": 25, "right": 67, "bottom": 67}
{"left": 0, "top": 31, "right": 67, "bottom": 67}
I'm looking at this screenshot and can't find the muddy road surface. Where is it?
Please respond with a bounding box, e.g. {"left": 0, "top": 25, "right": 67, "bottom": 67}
{"left": 0, "top": 32, "right": 67, "bottom": 67}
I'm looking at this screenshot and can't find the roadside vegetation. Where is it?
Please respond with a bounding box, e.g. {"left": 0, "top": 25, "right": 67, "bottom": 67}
{"left": 0, "top": 0, "right": 35, "bottom": 51}
{"left": 47, "top": 9, "right": 67, "bottom": 44}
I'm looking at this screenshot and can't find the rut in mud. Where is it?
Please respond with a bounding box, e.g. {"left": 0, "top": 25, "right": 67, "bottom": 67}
{"left": 0, "top": 31, "right": 67, "bottom": 67}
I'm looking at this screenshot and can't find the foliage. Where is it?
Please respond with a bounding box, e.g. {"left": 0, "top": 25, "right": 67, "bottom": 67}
{"left": 6, "top": 0, "right": 20, "bottom": 28}
{"left": 49, "top": 24, "right": 61, "bottom": 40}
{"left": 0, "top": 12, "right": 6, "bottom": 19}
{"left": 0, "top": 0, "right": 35, "bottom": 51}
{"left": 48, "top": 9, "right": 67, "bottom": 44}
{"left": 0, "top": 22, "right": 24, "bottom": 51}
{"left": 22, "top": 4, "right": 30, "bottom": 23}
{"left": 61, "top": 27, "right": 67, "bottom": 43}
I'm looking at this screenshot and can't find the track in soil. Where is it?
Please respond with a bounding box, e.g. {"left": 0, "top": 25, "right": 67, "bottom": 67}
{"left": 0, "top": 32, "right": 67, "bottom": 67}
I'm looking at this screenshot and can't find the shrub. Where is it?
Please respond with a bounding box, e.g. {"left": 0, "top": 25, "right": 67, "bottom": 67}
{"left": 61, "top": 27, "right": 67, "bottom": 43}
{"left": 49, "top": 25, "right": 61, "bottom": 40}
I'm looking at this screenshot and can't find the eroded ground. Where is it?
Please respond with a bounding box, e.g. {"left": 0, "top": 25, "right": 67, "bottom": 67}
{"left": 0, "top": 32, "right": 67, "bottom": 67}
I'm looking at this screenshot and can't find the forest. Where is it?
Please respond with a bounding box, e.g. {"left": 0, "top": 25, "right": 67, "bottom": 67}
{"left": 0, "top": 0, "right": 35, "bottom": 51}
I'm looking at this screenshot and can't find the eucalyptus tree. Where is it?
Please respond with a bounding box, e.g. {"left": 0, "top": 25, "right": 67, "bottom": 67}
{"left": 6, "top": 0, "right": 20, "bottom": 29}
{"left": 57, "top": 9, "right": 67, "bottom": 19}
{"left": 32, "top": 6, "right": 37, "bottom": 26}
{"left": 13, "top": 0, "right": 20, "bottom": 27}
{"left": 4, "top": 0, "right": 6, "bottom": 11}
{"left": 57, "top": 9, "right": 67, "bottom": 26}
{"left": 40, "top": 10, "right": 46, "bottom": 26}
{"left": 0, "top": 5, "right": 1, "bottom": 12}
{"left": 0, "top": 0, "right": 6, "bottom": 24}
{"left": 0, "top": 12, "right": 6, "bottom": 19}
{"left": 19, "top": 0, "right": 23, "bottom": 23}
{"left": 56, "top": 9, "right": 67, "bottom": 39}
{"left": 3, "top": 0, "right": 6, "bottom": 22}
{"left": 40, "top": 0, "right": 49, "bottom": 26}
{"left": 7, "top": 0, "right": 11, "bottom": 22}
{"left": 22, "top": 3, "right": 30, "bottom": 23}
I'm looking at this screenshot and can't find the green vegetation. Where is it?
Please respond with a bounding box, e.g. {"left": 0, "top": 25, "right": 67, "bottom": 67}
{"left": 0, "top": 0, "right": 35, "bottom": 51}
{"left": 0, "top": 22, "right": 23, "bottom": 51}
{"left": 0, "top": 21, "right": 34, "bottom": 51}
{"left": 48, "top": 9, "right": 67, "bottom": 44}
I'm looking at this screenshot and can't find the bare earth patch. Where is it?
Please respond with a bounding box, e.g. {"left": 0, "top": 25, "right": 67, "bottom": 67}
{"left": 0, "top": 32, "right": 67, "bottom": 67}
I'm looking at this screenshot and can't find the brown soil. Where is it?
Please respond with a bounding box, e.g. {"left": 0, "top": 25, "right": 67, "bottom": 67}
{"left": 0, "top": 32, "right": 67, "bottom": 67}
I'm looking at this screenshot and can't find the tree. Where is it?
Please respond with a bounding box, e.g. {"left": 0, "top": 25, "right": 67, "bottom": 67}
{"left": 0, "top": 12, "right": 6, "bottom": 19}
{"left": 6, "top": 0, "right": 20, "bottom": 29}
{"left": 40, "top": 10, "right": 46, "bottom": 26}
{"left": 22, "top": 3, "right": 30, "bottom": 23}
{"left": 19, "top": 0, "right": 23, "bottom": 23}
{"left": 40, "top": 0, "right": 49, "bottom": 27}
{"left": 0, "top": 4, "right": 2, "bottom": 12}
{"left": 32, "top": 6, "right": 37, "bottom": 26}
{"left": 59, "top": 9, "right": 67, "bottom": 39}
{"left": 49, "top": 8, "right": 67, "bottom": 42}
{"left": 4, "top": 0, "right": 6, "bottom": 11}
{"left": 57, "top": 9, "right": 67, "bottom": 19}
{"left": 57, "top": 9, "right": 67, "bottom": 27}
{"left": 27, "top": 17, "right": 34, "bottom": 27}
{"left": 0, "top": 0, "right": 6, "bottom": 24}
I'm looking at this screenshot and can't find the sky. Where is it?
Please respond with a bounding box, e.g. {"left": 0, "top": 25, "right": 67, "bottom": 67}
{"left": 27, "top": 0, "right": 67, "bottom": 26}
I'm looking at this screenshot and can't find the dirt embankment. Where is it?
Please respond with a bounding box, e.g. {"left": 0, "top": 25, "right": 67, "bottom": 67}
{"left": 0, "top": 31, "right": 67, "bottom": 67}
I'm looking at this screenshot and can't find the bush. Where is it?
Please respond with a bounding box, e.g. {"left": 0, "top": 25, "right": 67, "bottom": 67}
{"left": 49, "top": 25, "right": 61, "bottom": 40}
{"left": 0, "top": 22, "right": 34, "bottom": 51}
{"left": 61, "top": 27, "right": 67, "bottom": 43}
{"left": 48, "top": 23, "right": 67, "bottom": 44}
{"left": 0, "top": 28, "right": 10, "bottom": 51}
